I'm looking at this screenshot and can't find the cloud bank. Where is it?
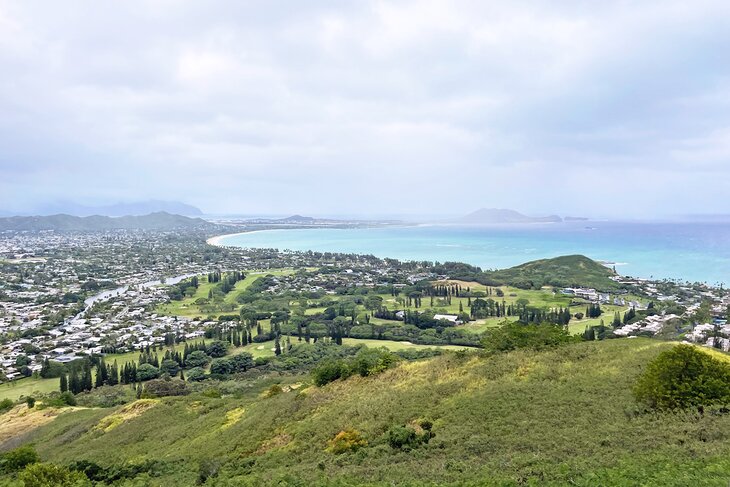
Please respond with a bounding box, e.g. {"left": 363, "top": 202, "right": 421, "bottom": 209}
{"left": 1, "top": 0, "right": 730, "bottom": 217}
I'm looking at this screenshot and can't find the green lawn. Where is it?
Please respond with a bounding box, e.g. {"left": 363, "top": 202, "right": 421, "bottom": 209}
{"left": 0, "top": 376, "right": 60, "bottom": 402}
{"left": 343, "top": 338, "right": 471, "bottom": 352}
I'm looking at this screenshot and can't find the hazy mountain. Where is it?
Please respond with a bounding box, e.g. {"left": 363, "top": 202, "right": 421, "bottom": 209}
{"left": 461, "top": 208, "right": 563, "bottom": 224}
{"left": 278, "top": 215, "right": 317, "bottom": 223}
{"left": 15, "top": 200, "right": 204, "bottom": 217}
{"left": 0, "top": 212, "right": 217, "bottom": 232}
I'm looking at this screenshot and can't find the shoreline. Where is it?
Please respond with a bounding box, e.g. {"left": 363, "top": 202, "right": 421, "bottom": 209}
{"left": 206, "top": 229, "right": 280, "bottom": 247}
{"left": 204, "top": 225, "right": 726, "bottom": 285}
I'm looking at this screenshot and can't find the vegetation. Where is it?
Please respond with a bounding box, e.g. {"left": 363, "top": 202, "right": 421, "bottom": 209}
{"left": 480, "top": 321, "right": 579, "bottom": 353}
{"left": 3, "top": 339, "right": 730, "bottom": 485}
{"left": 436, "top": 255, "right": 619, "bottom": 290}
{"left": 311, "top": 347, "right": 400, "bottom": 386}
{"left": 634, "top": 344, "right": 730, "bottom": 410}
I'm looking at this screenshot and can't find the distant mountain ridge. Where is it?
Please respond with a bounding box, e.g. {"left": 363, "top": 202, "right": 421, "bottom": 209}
{"left": 3, "top": 200, "right": 203, "bottom": 217}
{"left": 461, "top": 208, "right": 563, "bottom": 224}
{"left": 278, "top": 215, "right": 317, "bottom": 223}
{"left": 0, "top": 212, "right": 217, "bottom": 232}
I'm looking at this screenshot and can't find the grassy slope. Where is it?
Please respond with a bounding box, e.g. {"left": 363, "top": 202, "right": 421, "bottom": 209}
{"left": 0, "top": 335, "right": 465, "bottom": 402}
{"left": 7, "top": 339, "right": 730, "bottom": 486}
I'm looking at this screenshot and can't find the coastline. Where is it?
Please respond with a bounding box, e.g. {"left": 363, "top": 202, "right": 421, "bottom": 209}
{"left": 206, "top": 229, "right": 280, "bottom": 247}
{"left": 202, "top": 223, "right": 730, "bottom": 284}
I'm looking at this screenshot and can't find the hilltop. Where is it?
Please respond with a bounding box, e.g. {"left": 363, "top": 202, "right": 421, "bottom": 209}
{"left": 483, "top": 254, "right": 619, "bottom": 290}
{"left": 3, "top": 339, "right": 730, "bottom": 486}
{"left": 435, "top": 254, "right": 620, "bottom": 290}
{"left": 0, "top": 212, "right": 218, "bottom": 232}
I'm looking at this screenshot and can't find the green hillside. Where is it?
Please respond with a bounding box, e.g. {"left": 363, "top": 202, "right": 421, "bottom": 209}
{"left": 4, "top": 339, "right": 730, "bottom": 486}
{"left": 481, "top": 254, "right": 619, "bottom": 290}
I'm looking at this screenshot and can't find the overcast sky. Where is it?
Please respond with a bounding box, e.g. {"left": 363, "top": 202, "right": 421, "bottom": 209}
{"left": 1, "top": 0, "right": 730, "bottom": 217}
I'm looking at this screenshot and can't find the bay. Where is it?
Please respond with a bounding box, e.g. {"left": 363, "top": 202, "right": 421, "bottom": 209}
{"left": 216, "top": 221, "right": 730, "bottom": 285}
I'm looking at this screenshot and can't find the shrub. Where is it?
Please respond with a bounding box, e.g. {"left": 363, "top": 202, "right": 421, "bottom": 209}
{"left": 386, "top": 422, "right": 434, "bottom": 450}
{"left": 351, "top": 348, "right": 400, "bottom": 377}
{"left": 18, "top": 462, "right": 91, "bottom": 487}
{"left": 481, "top": 321, "right": 577, "bottom": 353}
{"left": 0, "top": 398, "right": 13, "bottom": 413}
{"left": 26, "top": 396, "right": 36, "bottom": 408}
{"left": 201, "top": 388, "right": 221, "bottom": 398}
{"left": 75, "top": 386, "right": 134, "bottom": 408}
{"left": 386, "top": 425, "right": 418, "bottom": 450}
{"left": 327, "top": 429, "right": 368, "bottom": 454}
{"left": 312, "top": 359, "right": 351, "bottom": 386}
{"left": 0, "top": 445, "right": 40, "bottom": 473}
{"left": 143, "top": 378, "right": 189, "bottom": 397}
{"left": 265, "top": 384, "right": 283, "bottom": 397}
{"left": 186, "top": 367, "right": 206, "bottom": 382}
{"left": 311, "top": 348, "right": 401, "bottom": 386}
{"left": 633, "top": 344, "right": 730, "bottom": 410}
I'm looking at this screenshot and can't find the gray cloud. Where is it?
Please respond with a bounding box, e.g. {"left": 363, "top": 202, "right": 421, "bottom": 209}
{"left": 1, "top": 0, "right": 730, "bottom": 217}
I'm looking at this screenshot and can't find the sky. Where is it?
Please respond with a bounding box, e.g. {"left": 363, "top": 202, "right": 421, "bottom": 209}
{"left": 1, "top": 0, "right": 730, "bottom": 218}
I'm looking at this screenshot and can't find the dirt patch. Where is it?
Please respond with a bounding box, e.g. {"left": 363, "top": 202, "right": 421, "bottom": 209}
{"left": 0, "top": 405, "right": 63, "bottom": 444}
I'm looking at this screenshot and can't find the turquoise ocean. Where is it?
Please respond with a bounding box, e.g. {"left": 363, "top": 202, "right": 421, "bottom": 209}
{"left": 217, "top": 222, "right": 730, "bottom": 285}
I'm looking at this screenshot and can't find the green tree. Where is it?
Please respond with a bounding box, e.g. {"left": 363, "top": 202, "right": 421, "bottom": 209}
{"left": 160, "top": 359, "right": 180, "bottom": 377}
{"left": 136, "top": 364, "right": 160, "bottom": 382}
{"left": 206, "top": 340, "right": 228, "bottom": 358}
{"left": 634, "top": 344, "right": 730, "bottom": 410}
{"left": 210, "top": 357, "right": 233, "bottom": 375}
{"left": 229, "top": 352, "right": 254, "bottom": 372}
{"left": 186, "top": 350, "right": 211, "bottom": 368}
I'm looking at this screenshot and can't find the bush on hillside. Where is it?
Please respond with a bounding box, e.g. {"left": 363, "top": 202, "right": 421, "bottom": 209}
{"left": 142, "top": 378, "right": 189, "bottom": 398}
{"left": 0, "top": 398, "right": 13, "bottom": 414}
{"left": 40, "top": 391, "right": 77, "bottom": 408}
{"left": 186, "top": 367, "right": 206, "bottom": 382}
{"left": 350, "top": 348, "right": 401, "bottom": 377}
{"left": 312, "top": 360, "right": 351, "bottom": 387}
{"left": 311, "top": 348, "right": 401, "bottom": 387}
{"left": 0, "top": 445, "right": 39, "bottom": 473}
{"left": 18, "top": 462, "right": 91, "bottom": 486}
{"left": 633, "top": 344, "right": 730, "bottom": 410}
{"left": 75, "top": 386, "right": 135, "bottom": 408}
{"left": 481, "top": 321, "right": 578, "bottom": 353}
{"left": 386, "top": 420, "right": 435, "bottom": 451}
{"left": 327, "top": 429, "right": 368, "bottom": 454}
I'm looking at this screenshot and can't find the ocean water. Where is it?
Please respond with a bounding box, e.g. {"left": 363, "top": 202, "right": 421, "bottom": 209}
{"left": 217, "top": 222, "right": 730, "bottom": 285}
